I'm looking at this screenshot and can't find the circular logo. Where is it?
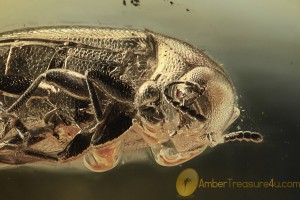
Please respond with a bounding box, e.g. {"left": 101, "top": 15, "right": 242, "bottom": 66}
{"left": 176, "top": 168, "right": 199, "bottom": 197}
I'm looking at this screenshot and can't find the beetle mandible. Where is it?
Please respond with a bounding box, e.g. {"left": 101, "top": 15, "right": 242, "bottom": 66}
{"left": 0, "top": 26, "right": 263, "bottom": 172}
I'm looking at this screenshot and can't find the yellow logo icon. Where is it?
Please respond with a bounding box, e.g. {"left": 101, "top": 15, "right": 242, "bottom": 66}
{"left": 176, "top": 168, "right": 199, "bottom": 197}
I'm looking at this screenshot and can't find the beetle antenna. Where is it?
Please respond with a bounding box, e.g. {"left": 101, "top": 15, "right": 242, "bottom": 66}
{"left": 223, "top": 131, "right": 263, "bottom": 143}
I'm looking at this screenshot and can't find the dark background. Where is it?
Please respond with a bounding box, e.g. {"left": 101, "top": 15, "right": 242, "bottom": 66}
{"left": 0, "top": 0, "right": 299, "bottom": 199}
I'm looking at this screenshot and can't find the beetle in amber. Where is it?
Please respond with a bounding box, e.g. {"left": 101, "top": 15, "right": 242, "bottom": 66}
{"left": 0, "top": 27, "right": 262, "bottom": 172}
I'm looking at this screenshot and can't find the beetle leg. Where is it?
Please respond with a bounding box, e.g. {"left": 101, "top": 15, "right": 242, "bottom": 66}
{"left": 58, "top": 68, "right": 135, "bottom": 160}
{"left": 85, "top": 69, "right": 135, "bottom": 103}
{"left": 85, "top": 72, "right": 104, "bottom": 123}
{"left": 135, "top": 81, "right": 164, "bottom": 124}
{"left": 84, "top": 69, "right": 135, "bottom": 143}
{"left": 57, "top": 70, "right": 114, "bottom": 160}
{"left": 57, "top": 106, "right": 112, "bottom": 160}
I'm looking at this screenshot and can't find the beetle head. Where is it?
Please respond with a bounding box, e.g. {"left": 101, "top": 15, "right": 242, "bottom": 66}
{"left": 137, "top": 66, "right": 239, "bottom": 154}
{"left": 162, "top": 66, "right": 239, "bottom": 152}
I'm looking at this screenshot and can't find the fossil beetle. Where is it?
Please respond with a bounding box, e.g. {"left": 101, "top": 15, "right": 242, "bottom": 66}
{"left": 0, "top": 26, "right": 263, "bottom": 172}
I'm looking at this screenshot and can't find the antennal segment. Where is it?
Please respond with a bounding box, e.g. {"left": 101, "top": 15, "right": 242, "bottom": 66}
{"left": 223, "top": 131, "right": 263, "bottom": 143}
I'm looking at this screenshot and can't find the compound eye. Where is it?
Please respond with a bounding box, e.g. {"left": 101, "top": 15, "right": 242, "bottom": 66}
{"left": 164, "top": 81, "right": 206, "bottom": 121}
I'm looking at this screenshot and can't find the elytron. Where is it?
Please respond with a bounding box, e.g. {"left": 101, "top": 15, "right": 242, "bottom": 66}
{"left": 0, "top": 26, "right": 262, "bottom": 172}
